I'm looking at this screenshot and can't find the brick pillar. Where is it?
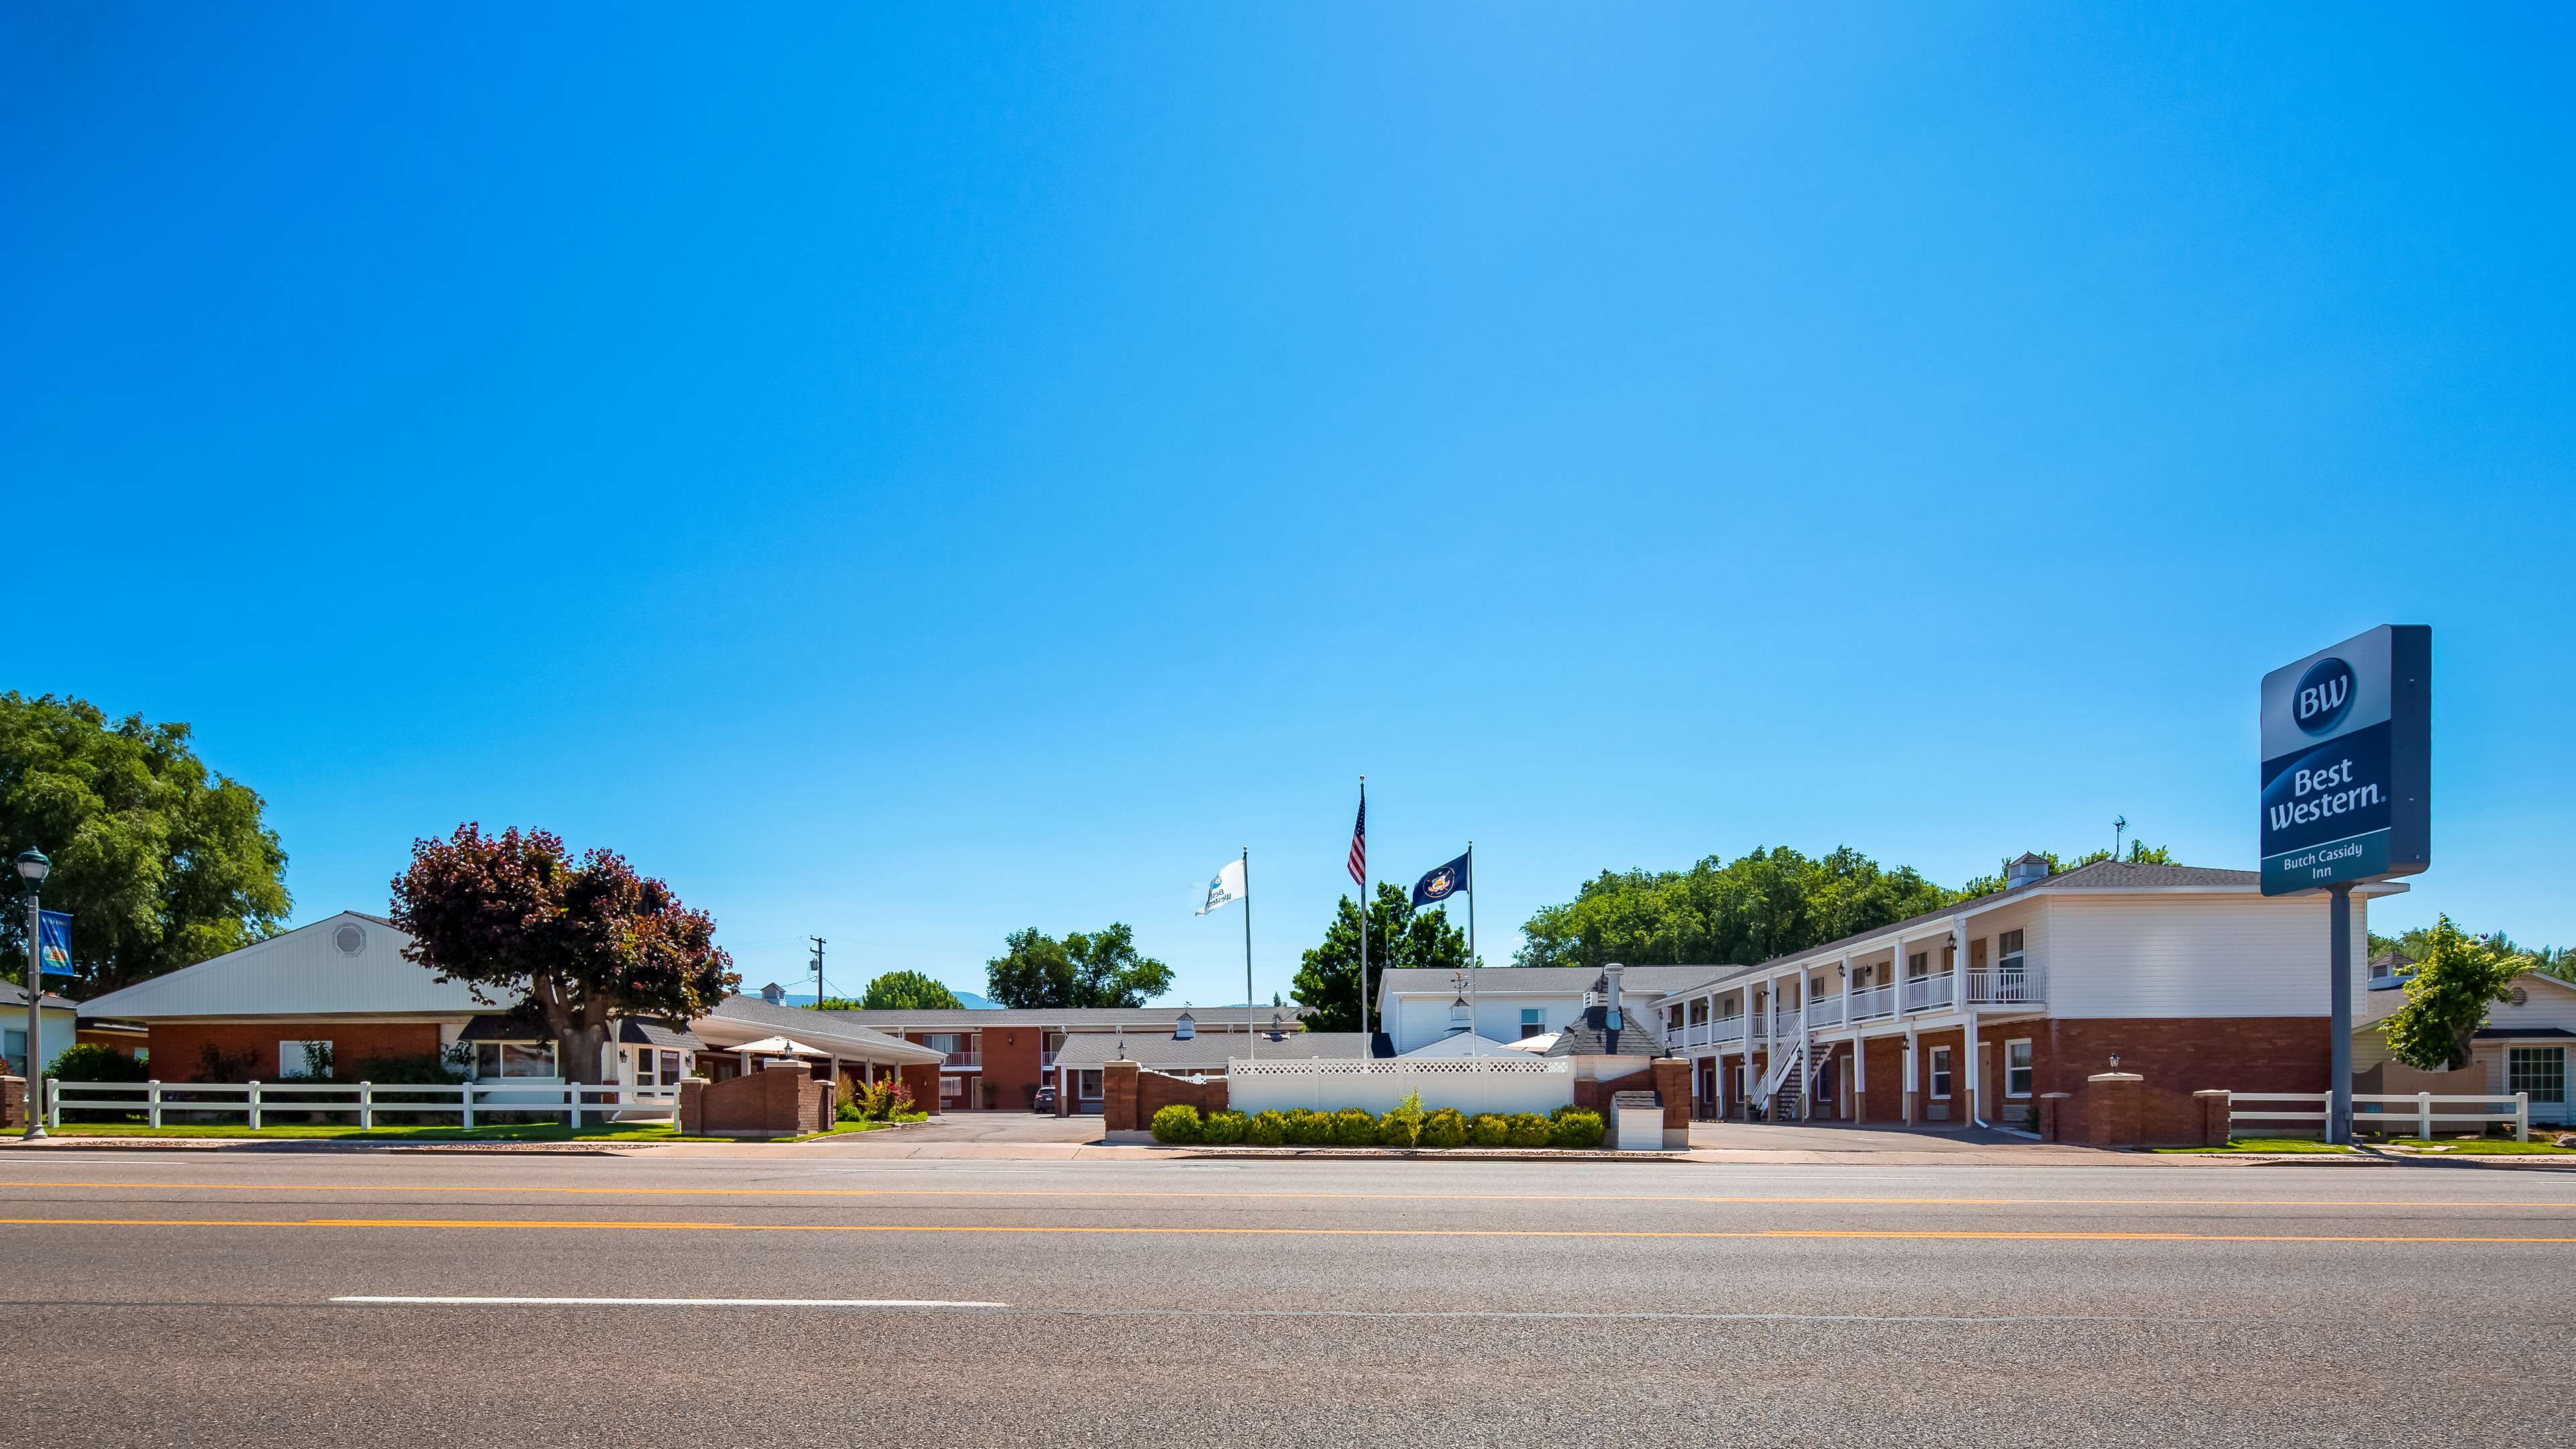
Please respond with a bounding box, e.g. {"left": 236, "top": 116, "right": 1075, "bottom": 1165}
{"left": 676, "top": 1078, "right": 707, "bottom": 1136}
{"left": 2194, "top": 1089, "right": 2233, "bottom": 1147}
{"left": 900, "top": 1063, "right": 942, "bottom": 1116}
{"left": 2085, "top": 1071, "right": 2144, "bottom": 1148}
{"left": 1652, "top": 1058, "right": 1690, "bottom": 1148}
{"left": 1103, "top": 1060, "right": 1140, "bottom": 1134}
{"left": 2037, "top": 1091, "right": 2070, "bottom": 1144}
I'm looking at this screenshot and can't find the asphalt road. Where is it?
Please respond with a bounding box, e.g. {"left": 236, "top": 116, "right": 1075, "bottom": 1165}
{"left": 1, "top": 1150, "right": 2568, "bottom": 1447}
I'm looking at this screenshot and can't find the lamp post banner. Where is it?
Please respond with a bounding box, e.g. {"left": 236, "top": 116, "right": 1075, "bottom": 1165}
{"left": 37, "top": 910, "right": 72, "bottom": 981}
{"left": 2257, "top": 624, "right": 2430, "bottom": 896}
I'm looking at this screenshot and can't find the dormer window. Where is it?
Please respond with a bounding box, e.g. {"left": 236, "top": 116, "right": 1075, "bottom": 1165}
{"left": 1172, "top": 1012, "right": 1196, "bottom": 1042}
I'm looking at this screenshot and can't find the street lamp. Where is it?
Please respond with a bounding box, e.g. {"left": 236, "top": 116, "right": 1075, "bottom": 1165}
{"left": 14, "top": 850, "right": 49, "bottom": 1140}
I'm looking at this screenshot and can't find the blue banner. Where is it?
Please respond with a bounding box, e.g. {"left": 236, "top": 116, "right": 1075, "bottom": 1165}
{"left": 36, "top": 910, "right": 72, "bottom": 981}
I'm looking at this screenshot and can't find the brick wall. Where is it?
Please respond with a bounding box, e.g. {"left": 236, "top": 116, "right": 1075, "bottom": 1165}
{"left": 1137, "top": 1067, "right": 1227, "bottom": 1124}
{"left": 979, "top": 1026, "right": 1044, "bottom": 1112}
{"left": 898, "top": 1063, "right": 943, "bottom": 1116}
{"left": 2035, "top": 1016, "right": 2329, "bottom": 1097}
{"left": 149, "top": 1022, "right": 445, "bottom": 1080}
{"left": 1860, "top": 1036, "right": 1907, "bottom": 1123}
{"left": 1104, "top": 1060, "right": 1138, "bottom": 1132}
{"left": 0, "top": 1075, "right": 21, "bottom": 1129}
{"left": 680, "top": 1063, "right": 830, "bottom": 1136}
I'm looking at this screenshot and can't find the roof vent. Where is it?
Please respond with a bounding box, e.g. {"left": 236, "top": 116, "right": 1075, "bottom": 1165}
{"left": 1173, "top": 1011, "right": 1196, "bottom": 1041}
{"left": 2005, "top": 853, "right": 2051, "bottom": 891}
{"left": 760, "top": 982, "right": 786, "bottom": 1005}
{"left": 1603, "top": 963, "right": 1625, "bottom": 1032}
{"left": 1446, "top": 994, "right": 1471, "bottom": 1035}
{"left": 333, "top": 922, "right": 367, "bottom": 957}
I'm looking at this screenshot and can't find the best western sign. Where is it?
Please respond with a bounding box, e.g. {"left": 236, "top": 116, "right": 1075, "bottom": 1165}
{"left": 2258, "top": 625, "right": 2431, "bottom": 896}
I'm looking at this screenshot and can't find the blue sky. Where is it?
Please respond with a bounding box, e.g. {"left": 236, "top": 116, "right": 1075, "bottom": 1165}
{"left": 8, "top": 5, "right": 2571, "bottom": 1004}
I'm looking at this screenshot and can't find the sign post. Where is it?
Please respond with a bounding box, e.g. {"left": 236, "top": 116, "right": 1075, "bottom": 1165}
{"left": 2259, "top": 625, "right": 2430, "bottom": 1144}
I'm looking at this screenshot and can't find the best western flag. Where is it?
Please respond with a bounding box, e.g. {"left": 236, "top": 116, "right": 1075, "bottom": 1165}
{"left": 1195, "top": 858, "right": 1247, "bottom": 915}
{"left": 1411, "top": 851, "right": 1470, "bottom": 908}
{"left": 37, "top": 910, "right": 73, "bottom": 980}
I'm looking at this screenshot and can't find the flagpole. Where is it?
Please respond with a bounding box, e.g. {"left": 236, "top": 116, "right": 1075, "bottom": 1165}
{"left": 1357, "top": 775, "right": 1369, "bottom": 1055}
{"left": 1242, "top": 847, "right": 1254, "bottom": 1061}
{"left": 1466, "top": 839, "right": 1476, "bottom": 1049}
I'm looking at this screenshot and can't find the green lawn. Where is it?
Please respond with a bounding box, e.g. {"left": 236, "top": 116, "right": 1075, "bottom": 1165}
{"left": 2380, "top": 1136, "right": 2576, "bottom": 1156}
{"left": 2155, "top": 1137, "right": 2355, "bottom": 1155}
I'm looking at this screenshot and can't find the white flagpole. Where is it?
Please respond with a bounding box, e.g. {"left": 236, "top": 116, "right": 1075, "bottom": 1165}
{"left": 1466, "top": 839, "right": 1476, "bottom": 1047}
{"left": 1242, "top": 847, "right": 1254, "bottom": 1061}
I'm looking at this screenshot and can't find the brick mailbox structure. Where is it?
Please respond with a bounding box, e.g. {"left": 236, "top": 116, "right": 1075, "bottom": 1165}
{"left": 1102, "top": 1059, "right": 1228, "bottom": 1134}
{"left": 679, "top": 1063, "right": 833, "bottom": 1136}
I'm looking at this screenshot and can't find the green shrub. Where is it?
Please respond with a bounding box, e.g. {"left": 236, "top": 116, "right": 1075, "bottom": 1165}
{"left": 1550, "top": 1109, "right": 1606, "bottom": 1148}
{"left": 1470, "top": 1113, "right": 1511, "bottom": 1148}
{"left": 1377, "top": 1110, "right": 1419, "bottom": 1148}
{"left": 1418, "top": 1108, "right": 1470, "bottom": 1149}
{"left": 1288, "top": 1110, "right": 1334, "bottom": 1146}
{"left": 1550, "top": 1103, "right": 1586, "bottom": 1122}
{"left": 1200, "top": 1110, "right": 1248, "bottom": 1145}
{"left": 1330, "top": 1108, "right": 1379, "bottom": 1146}
{"left": 45, "top": 1044, "right": 148, "bottom": 1083}
{"left": 1150, "top": 1104, "right": 1203, "bottom": 1144}
{"left": 1247, "top": 1110, "right": 1290, "bottom": 1146}
{"left": 1506, "top": 1112, "right": 1554, "bottom": 1148}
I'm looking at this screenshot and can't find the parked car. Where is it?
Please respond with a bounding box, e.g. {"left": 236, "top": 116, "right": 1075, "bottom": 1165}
{"left": 1030, "top": 1085, "right": 1057, "bottom": 1114}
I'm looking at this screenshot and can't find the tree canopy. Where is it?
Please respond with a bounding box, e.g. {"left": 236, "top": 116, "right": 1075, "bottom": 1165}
{"left": 2377, "top": 915, "right": 2529, "bottom": 1072}
{"left": 851, "top": 969, "right": 964, "bottom": 1011}
{"left": 984, "top": 922, "right": 1173, "bottom": 1008}
{"left": 0, "top": 692, "right": 291, "bottom": 994}
{"left": 389, "top": 824, "right": 738, "bottom": 1085}
{"left": 1515, "top": 846, "right": 1957, "bottom": 970}
{"left": 2372, "top": 923, "right": 2571, "bottom": 984}
{"left": 1291, "top": 882, "right": 1473, "bottom": 1032}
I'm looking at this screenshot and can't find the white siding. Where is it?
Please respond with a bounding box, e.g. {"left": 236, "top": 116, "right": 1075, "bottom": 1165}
{"left": 2045, "top": 894, "right": 2348, "bottom": 1018}
{"left": 1385, "top": 993, "right": 1583, "bottom": 1053}
{"left": 76, "top": 913, "right": 490, "bottom": 1019}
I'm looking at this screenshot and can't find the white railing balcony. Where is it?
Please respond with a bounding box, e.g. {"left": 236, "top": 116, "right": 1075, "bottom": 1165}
{"left": 1848, "top": 983, "right": 1897, "bottom": 1022}
{"left": 1040, "top": 1050, "right": 1058, "bottom": 1070}
{"left": 1677, "top": 1022, "right": 1711, "bottom": 1049}
{"left": 942, "top": 1050, "right": 981, "bottom": 1069}
{"left": 1904, "top": 974, "right": 1955, "bottom": 1012}
{"left": 1806, "top": 998, "right": 1845, "bottom": 1030}
{"left": 1964, "top": 967, "right": 2045, "bottom": 1007}
{"left": 1713, "top": 1017, "right": 1746, "bottom": 1045}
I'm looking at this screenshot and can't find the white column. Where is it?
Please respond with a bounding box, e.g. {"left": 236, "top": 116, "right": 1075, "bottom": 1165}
{"left": 1902, "top": 1027, "right": 1918, "bottom": 1126}
{"left": 1839, "top": 957, "right": 1854, "bottom": 1121}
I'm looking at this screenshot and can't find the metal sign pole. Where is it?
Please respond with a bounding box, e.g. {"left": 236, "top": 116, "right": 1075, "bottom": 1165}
{"left": 2328, "top": 883, "right": 2353, "bottom": 1144}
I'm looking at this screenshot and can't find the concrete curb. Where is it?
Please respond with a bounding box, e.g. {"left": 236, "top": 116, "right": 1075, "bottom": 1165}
{"left": 1169, "top": 1146, "right": 1686, "bottom": 1162}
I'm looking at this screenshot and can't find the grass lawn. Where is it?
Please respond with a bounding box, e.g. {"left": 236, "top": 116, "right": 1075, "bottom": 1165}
{"left": 2379, "top": 1137, "right": 2576, "bottom": 1156}
{"left": 2155, "top": 1137, "right": 2355, "bottom": 1155}
{"left": 32, "top": 1112, "right": 931, "bottom": 1144}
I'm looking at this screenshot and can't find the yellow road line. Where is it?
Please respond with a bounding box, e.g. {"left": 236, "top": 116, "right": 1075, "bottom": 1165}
{"left": 0, "top": 1181, "right": 2569, "bottom": 1210}
{"left": 1, "top": 1216, "right": 2571, "bottom": 1244}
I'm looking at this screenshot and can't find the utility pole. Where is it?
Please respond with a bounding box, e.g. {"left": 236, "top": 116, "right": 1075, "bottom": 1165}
{"left": 810, "top": 936, "right": 826, "bottom": 1008}
{"left": 2113, "top": 815, "right": 2128, "bottom": 862}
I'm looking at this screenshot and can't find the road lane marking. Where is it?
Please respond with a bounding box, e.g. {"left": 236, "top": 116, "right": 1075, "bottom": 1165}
{"left": 3, "top": 1216, "right": 2573, "bottom": 1244}
{"left": 333, "top": 1295, "right": 1008, "bottom": 1308}
{"left": 0, "top": 1179, "right": 2568, "bottom": 1210}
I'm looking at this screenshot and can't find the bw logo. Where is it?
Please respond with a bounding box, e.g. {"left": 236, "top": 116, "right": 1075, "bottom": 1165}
{"left": 2294, "top": 657, "right": 2355, "bottom": 736}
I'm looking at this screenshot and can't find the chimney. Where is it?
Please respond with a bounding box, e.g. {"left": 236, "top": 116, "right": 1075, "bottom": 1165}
{"left": 2005, "top": 853, "right": 2051, "bottom": 891}
{"left": 1603, "top": 963, "right": 1625, "bottom": 1030}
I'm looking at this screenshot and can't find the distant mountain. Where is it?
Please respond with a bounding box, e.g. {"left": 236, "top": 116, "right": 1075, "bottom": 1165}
{"left": 771, "top": 987, "right": 993, "bottom": 1010}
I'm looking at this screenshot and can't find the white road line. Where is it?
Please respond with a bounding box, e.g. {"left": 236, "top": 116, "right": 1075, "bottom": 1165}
{"left": 333, "top": 1295, "right": 1009, "bottom": 1309}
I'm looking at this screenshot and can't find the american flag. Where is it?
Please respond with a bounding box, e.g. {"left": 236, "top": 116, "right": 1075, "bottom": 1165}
{"left": 1346, "top": 794, "right": 1366, "bottom": 886}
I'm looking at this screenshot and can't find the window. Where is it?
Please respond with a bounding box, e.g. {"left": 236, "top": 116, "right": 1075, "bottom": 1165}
{"left": 1998, "top": 929, "right": 2027, "bottom": 975}
{"left": 939, "top": 1075, "right": 962, "bottom": 1098}
{"left": 474, "top": 1041, "right": 557, "bottom": 1079}
{"left": 635, "top": 1049, "right": 661, "bottom": 1086}
{"left": 660, "top": 1050, "right": 682, "bottom": 1081}
{"left": 279, "top": 1040, "right": 327, "bottom": 1079}
{"left": 1519, "top": 1008, "right": 1546, "bottom": 1039}
{"left": 2005, "top": 1039, "right": 2033, "bottom": 1098}
{"left": 1077, "top": 1069, "right": 1103, "bottom": 1102}
{"left": 1929, "top": 1046, "right": 1953, "bottom": 1099}
{"left": 2508, "top": 1047, "right": 2565, "bottom": 1104}
{"left": 3, "top": 1028, "right": 23, "bottom": 1077}
{"left": 1907, "top": 952, "right": 1927, "bottom": 978}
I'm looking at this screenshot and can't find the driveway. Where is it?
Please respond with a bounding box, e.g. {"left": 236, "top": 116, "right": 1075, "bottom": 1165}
{"left": 877, "top": 1113, "right": 1104, "bottom": 1144}
{"left": 1688, "top": 1119, "right": 2057, "bottom": 1155}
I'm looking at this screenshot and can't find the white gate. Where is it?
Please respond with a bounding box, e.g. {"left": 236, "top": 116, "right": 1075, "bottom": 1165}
{"left": 1226, "top": 1057, "right": 1574, "bottom": 1116}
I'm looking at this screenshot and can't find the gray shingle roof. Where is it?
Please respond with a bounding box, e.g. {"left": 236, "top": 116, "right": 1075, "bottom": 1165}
{"left": 706, "top": 996, "right": 945, "bottom": 1057}
{"left": 1378, "top": 965, "right": 1741, "bottom": 1000}
{"left": 1541, "top": 986, "right": 1670, "bottom": 1059}
{"left": 619, "top": 1019, "right": 704, "bottom": 1051}
{"left": 1049, "top": 1030, "right": 1373, "bottom": 1072}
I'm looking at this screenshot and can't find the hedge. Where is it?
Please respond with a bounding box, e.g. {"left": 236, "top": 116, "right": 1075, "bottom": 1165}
{"left": 1150, "top": 1104, "right": 1202, "bottom": 1144}
{"left": 1506, "top": 1112, "right": 1554, "bottom": 1147}
{"left": 1419, "top": 1108, "right": 1470, "bottom": 1149}
{"left": 1550, "top": 1109, "right": 1606, "bottom": 1148}
{"left": 1330, "top": 1108, "right": 1379, "bottom": 1146}
{"left": 1246, "top": 1110, "right": 1290, "bottom": 1146}
{"left": 1469, "top": 1112, "right": 1511, "bottom": 1147}
{"left": 1154, "top": 1100, "right": 1623, "bottom": 1151}
{"left": 1199, "top": 1110, "right": 1248, "bottom": 1145}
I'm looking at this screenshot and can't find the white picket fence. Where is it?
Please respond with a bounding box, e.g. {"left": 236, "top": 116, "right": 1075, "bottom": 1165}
{"left": 1226, "top": 1057, "right": 1574, "bottom": 1116}
{"left": 45, "top": 1079, "right": 681, "bottom": 1130}
{"left": 2225, "top": 1089, "right": 2530, "bottom": 1142}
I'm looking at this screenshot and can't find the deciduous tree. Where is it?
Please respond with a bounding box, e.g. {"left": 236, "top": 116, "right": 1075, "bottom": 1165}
{"left": 1516, "top": 846, "right": 1955, "bottom": 970}
{"left": 389, "top": 824, "right": 737, "bottom": 1089}
{"left": 0, "top": 693, "right": 290, "bottom": 992}
{"left": 2379, "top": 915, "right": 2528, "bottom": 1072}
{"left": 852, "top": 969, "right": 964, "bottom": 1011}
{"left": 1292, "top": 882, "right": 1472, "bottom": 1033}
{"left": 985, "top": 924, "right": 1172, "bottom": 1008}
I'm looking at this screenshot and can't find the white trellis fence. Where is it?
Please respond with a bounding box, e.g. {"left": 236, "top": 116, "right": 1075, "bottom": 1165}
{"left": 1226, "top": 1057, "right": 1574, "bottom": 1116}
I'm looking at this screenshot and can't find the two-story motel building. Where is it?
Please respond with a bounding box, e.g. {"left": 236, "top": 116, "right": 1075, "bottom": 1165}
{"left": 1379, "top": 857, "right": 2404, "bottom": 1127}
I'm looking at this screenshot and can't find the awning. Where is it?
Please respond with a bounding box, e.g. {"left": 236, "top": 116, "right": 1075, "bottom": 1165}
{"left": 725, "top": 1035, "right": 828, "bottom": 1058}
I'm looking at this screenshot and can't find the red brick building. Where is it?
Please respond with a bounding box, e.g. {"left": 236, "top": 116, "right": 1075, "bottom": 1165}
{"left": 813, "top": 1006, "right": 1316, "bottom": 1112}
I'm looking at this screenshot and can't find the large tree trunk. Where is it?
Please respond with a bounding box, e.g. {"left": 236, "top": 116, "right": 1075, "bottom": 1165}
{"left": 551, "top": 1018, "right": 614, "bottom": 1130}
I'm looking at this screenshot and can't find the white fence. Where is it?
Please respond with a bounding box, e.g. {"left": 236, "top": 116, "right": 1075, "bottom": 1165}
{"left": 1226, "top": 1057, "right": 1574, "bottom": 1116}
{"left": 46, "top": 1079, "right": 681, "bottom": 1130}
{"left": 2225, "top": 1089, "right": 2530, "bottom": 1142}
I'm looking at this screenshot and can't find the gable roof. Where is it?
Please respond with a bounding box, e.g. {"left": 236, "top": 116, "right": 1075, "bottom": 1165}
{"left": 1049, "top": 1030, "right": 1372, "bottom": 1072}
{"left": 1542, "top": 992, "right": 1668, "bottom": 1059}
{"left": 75, "top": 912, "right": 492, "bottom": 1020}
{"left": 1376, "top": 965, "right": 1741, "bottom": 1010}
{"left": 814, "top": 1004, "right": 1309, "bottom": 1030}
